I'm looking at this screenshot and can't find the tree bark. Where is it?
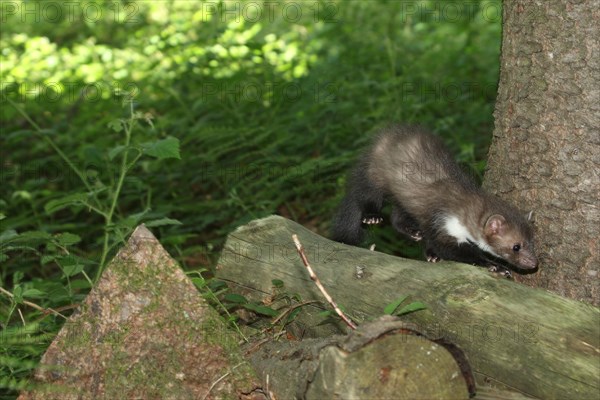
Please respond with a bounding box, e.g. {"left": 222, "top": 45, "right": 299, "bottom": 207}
{"left": 484, "top": 1, "right": 600, "bottom": 305}
{"left": 244, "top": 317, "right": 473, "bottom": 399}
{"left": 216, "top": 216, "right": 600, "bottom": 400}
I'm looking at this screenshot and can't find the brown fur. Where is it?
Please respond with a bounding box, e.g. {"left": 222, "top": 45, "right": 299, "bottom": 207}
{"left": 332, "top": 125, "right": 537, "bottom": 270}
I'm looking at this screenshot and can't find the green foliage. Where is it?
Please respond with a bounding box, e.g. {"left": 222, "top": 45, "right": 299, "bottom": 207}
{"left": 1, "top": 0, "right": 502, "bottom": 395}
{"left": 0, "top": 322, "right": 55, "bottom": 396}
{"left": 384, "top": 296, "right": 428, "bottom": 317}
{"left": 217, "top": 279, "right": 310, "bottom": 334}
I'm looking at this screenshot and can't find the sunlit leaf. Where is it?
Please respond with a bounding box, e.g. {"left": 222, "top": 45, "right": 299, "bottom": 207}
{"left": 22, "top": 289, "right": 45, "bottom": 299}
{"left": 383, "top": 295, "right": 409, "bottom": 315}
{"left": 141, "top": 137, "right": 181, "bottom": 160}
{"left": 55, "top": 233, "right": 81, "bottom": 246}
{"left": 396, "top": 302, "right": 427, "bottom": 316}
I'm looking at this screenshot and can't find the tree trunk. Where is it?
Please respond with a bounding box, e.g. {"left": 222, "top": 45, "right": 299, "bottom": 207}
{"left": 216, "top": 216, "right": 600, "bottom": 400}
{"left": 484, "top": 1, "right": 600, "bottom": 305}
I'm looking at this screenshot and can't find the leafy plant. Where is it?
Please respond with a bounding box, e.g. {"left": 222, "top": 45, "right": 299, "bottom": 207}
{"left": 4, "top": 97, "right": 181, "bottom": 282}
{"left": 216, "top": 279, "right": 311, "bottom": 336}
{"left": 384, "top": 295, "right": 427, "bottom": 317}
{"left": 1, "top": 97, "right": 181, "bottom": 396}
{"left": 1, "top": 1, "right": 502, "bottom": 396}
{"left": 223, "top": 293, "right": 279, "bottom": 318}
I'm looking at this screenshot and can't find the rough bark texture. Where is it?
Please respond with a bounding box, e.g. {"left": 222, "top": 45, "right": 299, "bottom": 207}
{"left": 217, "top": 216, "right": 600, "bottom": 400}
{"left": 484, "top": 1, "right": 600, "bottom": 305}
{"left": 19, "top": 225, "right": 262, "bottom": 400}
{"left": 245, "top": 317, "right": 472, "bottom": 399}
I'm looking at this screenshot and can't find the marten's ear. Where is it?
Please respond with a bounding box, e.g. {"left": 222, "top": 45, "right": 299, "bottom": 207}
{"left": 524, "top": 210, "right": 534, "bottom": 223}
{"left": 484, "top": 214, "right": 506, "bottom": 237}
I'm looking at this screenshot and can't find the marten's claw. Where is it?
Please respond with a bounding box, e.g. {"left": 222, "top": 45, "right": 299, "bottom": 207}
{"left": 362, "top": 216, "right": 383, "bottom": 225}
{"left": 409, "top": 230, "right": 423, "bottom": 241}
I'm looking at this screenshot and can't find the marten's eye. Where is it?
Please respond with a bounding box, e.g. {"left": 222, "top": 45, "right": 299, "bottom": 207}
{"left": 512, "top": 244, "right": 521, "bottom": 252}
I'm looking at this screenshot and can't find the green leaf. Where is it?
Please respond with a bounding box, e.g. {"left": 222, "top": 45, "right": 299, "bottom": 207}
{"left": 0, "top": 229, "right": 19, "bottom": 242}
{"left": 141, "top": 137, "right": 181, "bottom": 160}
{"left": 384, "top": 295, "right": 409, "bottom": 315}
{"left": 223, "top": 293, "right": 248, "bottom": 304}
{"left": 56, "top": 255, "right": 86, "bottom": 277}
{"left": 13, "top": 285, "right": 23, "bottom": 303}
{"left": 44, "top": 193, "right": 90, "bottom": 214}
{"left": 12, "top": 190, "right": 32, "bottom": 201}
{"left": 108, "top": 119, "right": 124, "bottom": 132}
{"left": 285, "top": 307, "right": 303, "bottom": 324}
{"left": 291, "top": 293, "right": 302, "bottom": 302}
{"left": 114, "top": 209, "right": 149, "bottom": 230}
{"left": 18, "top": 231, "right": 53, "bottom": 241}
{"left": 190, "top": 277, "right": 206, "bottom": 289}
{"left": 4, "top": 231, "right": 52, "bottom": 249}
{"left": 108, "top": 145, "right": 126, "bottom": 160}
{"left": 40, "top": 254, "right": 56, "bottom": 265}
{"left": 396, "top": 301, "right": 427, "bottom": 316}
{"left": 61, "top": 263, "right": 84, "bottom": 277}
{"left": 208, "top": 279, "right": 228, "bottom": 292}
{"left": 22, "top": 289, "right": 45, "bottom": 299}
{"left": 55, "top": 232, "right": 81, "bottom": 246}
{"left": 271, "top": 279, "right": 284, "bottom": 288}
{"left": 318, "top": 310, "right": 335, "bottom": 318}
{"left": 243, "top": 302, "right": 278, "bottom": 317}
{"left": 70, "top": 279, "right": 92, "bottom": 290}
{"left": 13, "top": 271, "right": 24, "bottom": 285}
{"left": 144, "top": 218, "right": 183, "bottom": 227}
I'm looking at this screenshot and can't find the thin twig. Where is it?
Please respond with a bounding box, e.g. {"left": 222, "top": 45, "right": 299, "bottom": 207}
{"left": 0, "top": 286, "right": 68, "bottom": 320}
{"left": 18, "top": 308, "right": 26, "bottom": 326}
{"left": 291, "top": 234, "right": 357, "bottom": 330}
{"left": 271, "top": 300, "right": 319, "bottom": 326}
{"left": 202, "top": 362, "right": 245, "bottom": 400}
{"left": 243, "top": 330, "right": 288, "bottom": 356}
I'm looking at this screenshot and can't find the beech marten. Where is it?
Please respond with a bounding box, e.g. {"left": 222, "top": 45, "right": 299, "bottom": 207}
{"left": 332, "top": 125, "right": 537, "bottom": 272}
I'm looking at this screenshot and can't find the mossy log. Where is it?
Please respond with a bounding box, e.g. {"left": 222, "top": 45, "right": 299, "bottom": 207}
{"left": 245, "top": 316, "right": 473, "bottom": 399}
{"left": 216, "top": 216, "right": 600, "bottom": 399}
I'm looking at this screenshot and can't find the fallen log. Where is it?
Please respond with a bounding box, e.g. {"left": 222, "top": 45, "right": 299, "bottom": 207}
{"left": 216, "top": 215, "right": 600, "bottom": 399}
{"left": 245, "top": 316, "right": 474, "bottom": 399}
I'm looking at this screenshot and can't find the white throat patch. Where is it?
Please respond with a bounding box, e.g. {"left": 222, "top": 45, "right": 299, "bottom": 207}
{"left": 443, "top": 216, "right": 473, "bottom": 244}
{"left": 443, "top": 216, "right": 499, "bottom": 257}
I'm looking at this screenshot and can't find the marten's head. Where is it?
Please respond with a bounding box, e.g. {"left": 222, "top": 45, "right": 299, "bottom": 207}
{"left": 484, "top": 213, "right": 537, "bottom": 270}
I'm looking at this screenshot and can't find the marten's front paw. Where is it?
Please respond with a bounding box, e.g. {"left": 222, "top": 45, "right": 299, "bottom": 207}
{"left": 488, "top": 265, "right": 513, "bottom": 279}
{"left": 362, "top": 215, "right": 383, "bottom": 225}
{"left": 425, "top": 249, "right": 441, "bottom": 263}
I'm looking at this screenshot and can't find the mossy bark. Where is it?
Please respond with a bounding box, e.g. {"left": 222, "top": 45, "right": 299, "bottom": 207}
{"left": 20, "top": 225, "right": 262, "bottom": 400}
